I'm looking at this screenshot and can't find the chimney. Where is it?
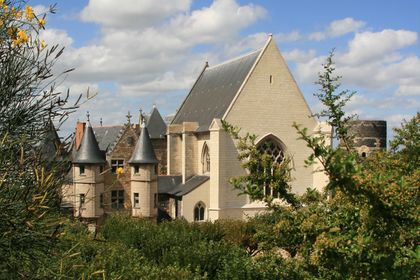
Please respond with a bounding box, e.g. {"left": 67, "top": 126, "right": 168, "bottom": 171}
{"left": 75, "top": 121, "right": 86, "bottom": 150}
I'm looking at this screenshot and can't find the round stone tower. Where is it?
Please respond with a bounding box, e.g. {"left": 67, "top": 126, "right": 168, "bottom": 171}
{"left": 72, "top": 113, "right": 106, "bottom": 221}
{"left": 348, "top": 120, "right": 387, "bottom": 157}
{"left": 128, "top": 121, "right": 158, "bottom": 218}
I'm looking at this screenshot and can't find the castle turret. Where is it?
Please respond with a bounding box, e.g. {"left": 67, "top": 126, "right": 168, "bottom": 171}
{"left": 72, "top": 113, "right": 105, "bottom": 220}
{"left": 129, "top": 121, "right": 158, "bottom": 218}
{"left": 348, "top": 120, "right": 387, "bottom": 157}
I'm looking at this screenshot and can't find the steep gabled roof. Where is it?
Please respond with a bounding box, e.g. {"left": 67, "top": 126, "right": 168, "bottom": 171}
{"left": 93, "top": 125, "right": 124, "bottom": 152}
{"left": 73, "top": 121, "right": 105, "bottom": 164}
{"left": 128, "top": 125, "right": 158, "bottom": 164}
{"left": 171, "top": 49, "right": 262, "bottom": 131}
{"left": 146, "top": 106, "right": 167, "bottom": 139}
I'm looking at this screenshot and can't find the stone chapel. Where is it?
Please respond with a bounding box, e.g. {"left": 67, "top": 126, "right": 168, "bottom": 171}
{"left": 62, "top": 35, "right": 332, "bottom": 224}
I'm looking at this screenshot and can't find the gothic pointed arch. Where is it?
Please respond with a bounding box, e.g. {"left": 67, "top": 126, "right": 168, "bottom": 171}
{"left": 256, "top": 134, "right": 287, "bottom": 198}
{"left": 201, "top": 142, "right": 210, "bottom": 174}
{"left": 256, "top": 134, "right": 286, "bottom": 164}
{"left": 194, "top": 201, "right": 206, "bottom": 221}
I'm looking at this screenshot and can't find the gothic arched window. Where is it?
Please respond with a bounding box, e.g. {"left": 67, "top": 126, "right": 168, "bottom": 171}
{"left": 257, "top": 138, "right": 285, "bottom": 164}
{"left": 194, "top": 202, "right": 205, "bottom": 221}
{"left": 257, "top": 135, "right": 286, "bottom": 198}
{"left": 201, "top": 143, "right": 210, "bottom": 174}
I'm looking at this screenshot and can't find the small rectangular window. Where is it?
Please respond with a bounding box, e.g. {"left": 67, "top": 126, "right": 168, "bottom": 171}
{"left": 154, "top": 193, "right": 157, "bottom": 208}
{"left": 111, "top": 160, "right": 124, "bottom": 173}
{"left": 100, "top": 193, "right": 104, "bottom": 208}
{"left": 111, "top": 190, "right": 124, "bottom": 209}
{"left": 133, "top": 193, "right": 139, "bottom": 208}
{"left": 79, "top": 165, "right": 85, "bottom": 175}
{"left": 134, "top": 166, "right": 139, "bottom": 174}
{"left": 79, "top": 193, "right": 85, "bottom": 205}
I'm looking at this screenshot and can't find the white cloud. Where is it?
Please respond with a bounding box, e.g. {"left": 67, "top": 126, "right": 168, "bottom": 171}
{"left": 340, "top": 29, "right": 417, "bottom": 65}
{"left": 283, "top": 49, "right": 317, "bottom": 63}
{"left": 33, "top": 4, "right": 50, "bottom": 15}
{"left": 80, "top": 0, "right": 192, "bottom": 28}
{"left": 395, "top": 84, "right": 420, "bottom": 96}
{"left": 309, "top": 17, "right": 365, "bottom": 41}
{"left": 275, "top": 31, "right": 302, "bottom": 42}
{"left": 167, "top": 0, "right": 266, "bottom": 44}
{"left": 53, "top": 0, "right": 266, "bottom": 90}
{"left": 295, "top": 28, "right": 420, "bottom": 91}
{"left": 40, "top": 28, "right": 74, "bottom": 47}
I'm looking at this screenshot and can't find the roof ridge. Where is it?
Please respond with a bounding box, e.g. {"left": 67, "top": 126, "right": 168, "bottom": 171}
{"left": 93, "top": 125, "right": 124, "bottom": 128}
{"left": 207, "top": 48, "right": 262, "bottom": 69}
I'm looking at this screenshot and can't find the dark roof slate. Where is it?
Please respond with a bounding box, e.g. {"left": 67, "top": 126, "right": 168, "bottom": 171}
{"left": 128, "top": 125, "right": 158, "bottom": 164}
{"left": 172, "top": 50, "right": 261, "bottom": 131}
{"left": 168, "top": 175, "right": 209, "bottom": 196}
{"left": 73, "top": 122, "right": 105, "bottom": 164}
{"left": 93, "top": 126, "right": 124, "bottom": 151}
{"left": 157, "top": 175, "right": 182, "bottom": 194}
{"left": 146, "top": 107, "right": 167, "bottom": 139}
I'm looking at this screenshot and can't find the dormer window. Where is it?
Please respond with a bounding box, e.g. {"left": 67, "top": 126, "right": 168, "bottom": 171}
{"left": 79, "top": 165, "right": 85, "bottom": 175}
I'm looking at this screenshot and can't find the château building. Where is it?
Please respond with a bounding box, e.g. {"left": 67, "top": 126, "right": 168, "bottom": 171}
{"left": 62, "top": 35, "right": 333, "bottom": 224}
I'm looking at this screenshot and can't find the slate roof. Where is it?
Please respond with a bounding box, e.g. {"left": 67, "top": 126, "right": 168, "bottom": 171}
{"left": 168, "top": 175, "right": 210, "bottom": 196}
{"left": 146, "top": 107, "right": 167, "bottom": 139}
{"left": 172, "top": 49, "right": 261, "bottom": 131}
{"left": 37, "top": 119, "right": 62, "bottom": 160}
{"left": 157, "top": 175, "right": 182, "bottom": 194}
{"left": 73, "top": 122, "right": 106, "bottom": 164}
{"left": 93, "top": 126, "right": 124, "bottom": 151}
{"left": 128, "top": 125, "right": 158, "bottom": 164}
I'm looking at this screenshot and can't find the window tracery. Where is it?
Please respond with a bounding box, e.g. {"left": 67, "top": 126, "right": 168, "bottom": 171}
{"left": 194, "top": 202, "right": 205, "bottom": 221}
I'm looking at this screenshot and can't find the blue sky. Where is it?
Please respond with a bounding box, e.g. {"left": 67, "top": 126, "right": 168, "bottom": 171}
{"left": 30, "top": 0, "right": 420, "bottom": 139}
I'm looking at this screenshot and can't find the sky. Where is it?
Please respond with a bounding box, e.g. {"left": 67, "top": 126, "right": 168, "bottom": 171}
{"left": 30, "top": 0, "right": 420, "bottom": 140}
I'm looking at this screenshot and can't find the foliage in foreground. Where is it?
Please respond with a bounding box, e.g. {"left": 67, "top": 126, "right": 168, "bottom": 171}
{"left": 2, "top": 0, "right": 418, "bottom": 278}
{"left": 223, "top": 51, "right": 419, "bottom": 279}
{"left": 39, "top": 216, "right": 294, "bottom": 279}
{"left": 0, "top": 0, "right": 77, "bottom": 278}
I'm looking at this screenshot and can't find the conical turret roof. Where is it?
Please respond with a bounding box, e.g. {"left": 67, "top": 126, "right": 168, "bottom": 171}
{"left": 73, "top": 117, "right": 105, "bottom": 164}
{"left": 146, "top": 105, "right": 167, "bottom": 139}
{"left": 129, "top": 124, "right": 158, "bottom": 164}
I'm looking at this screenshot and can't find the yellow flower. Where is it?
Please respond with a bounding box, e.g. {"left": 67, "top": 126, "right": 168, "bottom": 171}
{"left": 116, "top": 167, "right": 124, "bottom": 175}
{"left": 38, "top": 17, "right": 46, "bottom": 28}
{"left": 25, "top": 5, "right": 34, "bottom": 21}
{"left": 12, "top": 29, "right": 29, "bottom": 47}
{"left": 17, "top": 29, "right": 28, "bottom": 43}
{"left": 40, "top": 39, "right": 46, "bottom": 49}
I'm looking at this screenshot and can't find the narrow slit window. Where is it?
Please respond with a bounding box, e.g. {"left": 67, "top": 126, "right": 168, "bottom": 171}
{"left": 79, "top": 165, "right": 85, "bottom": 175}
{"left": 133, "top": 193, "right": 139, "bottom": 208}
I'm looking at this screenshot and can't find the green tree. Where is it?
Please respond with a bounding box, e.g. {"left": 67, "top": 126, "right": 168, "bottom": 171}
{"left": 0, "top": 1, "right": 77, "bottom": 277}
{"left": 224, "top": 51, "right": 419, "bottom": 279}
